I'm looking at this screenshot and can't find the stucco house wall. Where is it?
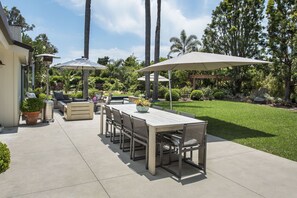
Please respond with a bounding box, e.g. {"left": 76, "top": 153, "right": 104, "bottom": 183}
{"left": 0, "top": 3, "right": 31, "bottom": 127}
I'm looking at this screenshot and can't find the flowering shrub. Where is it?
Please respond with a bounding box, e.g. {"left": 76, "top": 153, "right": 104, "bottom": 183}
{"left": 134, "top": 97, "right": 151, "bottom": 107}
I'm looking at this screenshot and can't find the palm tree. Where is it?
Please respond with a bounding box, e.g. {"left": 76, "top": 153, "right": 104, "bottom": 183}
{"left": 152, "top": 0, "right": 161, "bottom": 101}
{"left": 169, "top": 30, "right": 201, "bottom": 56}
{"left": 144, "top": 0, "right": 151, "bottom": 99}
{"left": 83, "top": 0, "right": 91, "bottom": 99}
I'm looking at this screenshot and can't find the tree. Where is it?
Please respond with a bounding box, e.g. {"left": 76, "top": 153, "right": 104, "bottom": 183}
{"left": 144, "top": 0, "right": 151, "bottom": 99}
{"left": 97, "top": 56, "right": 110, "bottom": 65}
{"left": 202, "top": 0, "right": 266, "bottom": 94}
{"left": 32, "top": 34, "right": 58, "bottom": 88}
{"left": 266, "top": 0, "right": 297, "bottom": 101}
{"left": 4, "top": 6, "right": 35, "bottom": 33}
{"left": 152, "top": 0, "right": 161, "bottom": 101}
{"left": 169, "top": 30, "right": 201, "bottom": 56}
{"left": 83, "top": 0, "right": 91, "bottom": 99}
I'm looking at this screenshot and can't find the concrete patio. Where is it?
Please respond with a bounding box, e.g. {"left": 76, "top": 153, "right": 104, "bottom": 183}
{"left": 0, "top": 111, "right": 297, "bottom": 198}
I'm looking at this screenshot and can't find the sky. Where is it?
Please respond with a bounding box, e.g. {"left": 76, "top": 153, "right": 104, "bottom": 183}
{"left": 1, "top": 0, "right": 222, "bottom": 64}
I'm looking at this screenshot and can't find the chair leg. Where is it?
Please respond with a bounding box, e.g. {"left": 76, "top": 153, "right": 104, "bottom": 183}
{"left": 110, "top": 125, "right": 114, "bottom": 142}
{"left": 130, "top": 136, "right": 133, "bottom": 159}
{"left": 132, "top": 139, "right": 136, "bottom": 160}
{"left": 119, "top": 130, "right": 122, "bottom": 149}
{"left": 178, "top": 150, "right": 183, "bottom": 178}
{"left": 105, "top": 122, "right": 109, "bottom": 137}
{"left": 159, "top": 142, "right": 163, "bottom": 166}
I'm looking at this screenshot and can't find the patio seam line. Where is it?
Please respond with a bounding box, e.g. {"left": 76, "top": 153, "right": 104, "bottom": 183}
{"left": 207, "top": 150, "right": 255, "bottom": 160}
{"left": 99, "top": 170, "right": 149, "bottom": 181}
{"left": 11, "top": 180, "right": 99, "bottom": 198}
{"left": 56, "top": 118, "right": 111, "bottom": 198}
{"left": 207, "top": 168, "right": 266, "bottom": 198}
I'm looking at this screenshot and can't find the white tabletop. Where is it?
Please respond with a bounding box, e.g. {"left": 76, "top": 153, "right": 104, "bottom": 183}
{"left": 108, "top": 104, "right": 205, "bottom": 127}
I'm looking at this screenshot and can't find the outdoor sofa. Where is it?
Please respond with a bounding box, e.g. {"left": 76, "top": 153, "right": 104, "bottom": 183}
{"left": 64, "top": 101, "right": 94, "bottom": 121}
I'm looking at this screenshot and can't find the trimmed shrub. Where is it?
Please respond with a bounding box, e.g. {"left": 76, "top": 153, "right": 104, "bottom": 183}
{"left": 165, "top": 90, "right": 180, "bottom": 101}
{"left": 213, "top": 91, "right": 225, "bottom": 100}
{"left": 38, "top": 93, "right": 47, "bottom": 100}
{"left": 172, "top": 88, "right": 181, "bottom": 97}
{"left": 70, "top": 91, "right": 83, "bottom": 98}
{"left": 202, "top": 87, "right": 214, "bottom": 99}
{"left": 88, "top": 88, "right": 98, "bottom": 97}
{"left": 0, "top": 142, "right": 10, "bottom": 174}
{"left": 180, "top": 86, "right": 192, "bottom": 98}
{"left": 190, "top": 90, "right": 203, "bottom": 100}
{"left": 158, "top": 86, "right": 168, "bottom": 99}
{"left": 134, "top": 90, "right": 142, "bottom": 97}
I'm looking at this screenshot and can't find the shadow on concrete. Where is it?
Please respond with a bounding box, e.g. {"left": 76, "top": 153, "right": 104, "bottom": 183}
{"left": 18, "top": 122, "right": 50, "bottom": 128}
{"left": 98, "top": 134, "right": 206, "bottom": 184}
{"left": 0, "top": 127, "right": 19, "bottom": 135}
{"left": 199, "top": 116, "right": 275, "bottom": 143}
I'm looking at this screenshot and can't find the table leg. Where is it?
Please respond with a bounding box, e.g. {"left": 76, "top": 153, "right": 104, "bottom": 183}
{"left": 148, "top": 126, "right": 156, "bottom": 175}
{"left": 99, "top": 105, "right": 104, "bottom": 134}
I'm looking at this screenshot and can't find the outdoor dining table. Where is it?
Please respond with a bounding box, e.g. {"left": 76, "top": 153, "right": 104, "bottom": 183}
{"left": 99, "top": 104, "right": 206, "bottom": 175}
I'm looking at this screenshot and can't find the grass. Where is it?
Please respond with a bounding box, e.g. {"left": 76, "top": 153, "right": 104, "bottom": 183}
{"left": 156, "top": 100, "right": 297, "bottom": 162}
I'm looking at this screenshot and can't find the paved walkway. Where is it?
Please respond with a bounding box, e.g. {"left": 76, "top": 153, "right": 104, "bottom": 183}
{"left": 0, "top": 111, "right": 297, "bottom": 198}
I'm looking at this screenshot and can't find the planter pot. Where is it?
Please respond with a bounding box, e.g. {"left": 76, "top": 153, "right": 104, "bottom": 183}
{"left": 136, "top": 105, "right": 149, "bottom": 113}
{"left": 25, "top": 111, "right": 40, "bottom": 125}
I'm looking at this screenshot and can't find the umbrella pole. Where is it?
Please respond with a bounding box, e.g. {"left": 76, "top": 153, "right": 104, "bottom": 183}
{"left": 168, "top": 70, "right": 172, "bottom": 110}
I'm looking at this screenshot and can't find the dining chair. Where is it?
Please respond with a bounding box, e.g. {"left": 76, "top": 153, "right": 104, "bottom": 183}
{"left": 131, "top": 116, "right": 170, "bottom": 169}
{"left": 131, "top": 116, "right": 150, "bottom": 169}
{"left": 105, "top": 106, "right": 113, "bottom": 138}
{"left": 111, "top": 108, "right": 122, "bottom": 144}
{"left": 121, "top": 112, "right": 134, "bottom": 158}
{"left": 179, "top": 111, "right": 195, "bottom": 118}
{"left": 161, "top": 122, "right": 208, "bottom": 179}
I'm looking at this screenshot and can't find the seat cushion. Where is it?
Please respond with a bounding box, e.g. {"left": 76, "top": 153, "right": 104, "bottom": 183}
{"left": 54, "top": 92, "right": 64, "bottom": 100}
{"left": 170, "top": 136, "right": 199, "bottom": 147}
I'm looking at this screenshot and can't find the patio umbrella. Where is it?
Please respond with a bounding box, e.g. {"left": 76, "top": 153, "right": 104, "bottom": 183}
{"left": 51, "top": 57, "right": 107, "bottom": 70}
{"left": 137, "top": 73, "right": 169, "bottom": 82}
{"left": 138, "top": 52, "right": 271, "bottom": 109}
{"left": 51, "top": 57, "right": 107, "bottom": 98}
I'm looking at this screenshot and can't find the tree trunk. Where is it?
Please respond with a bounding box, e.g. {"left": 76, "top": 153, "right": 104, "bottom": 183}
{"left": 83, "top": 0, "right": 91, "bottom": 99}
{"left": 145, "top": 0, "right": 151, "bottom": 99}
{"left": 153, "top": 0, "right": 161, "bottom": 101}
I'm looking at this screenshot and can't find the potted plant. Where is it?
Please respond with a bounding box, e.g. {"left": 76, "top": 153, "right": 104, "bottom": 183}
{"left": 20, "top": 98, "right": 44, "bottom": 125}
{"left": 134, "top": 97, "right": 151, "bottom": 113}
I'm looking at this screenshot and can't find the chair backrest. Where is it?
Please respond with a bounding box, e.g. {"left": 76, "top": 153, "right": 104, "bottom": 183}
{"left": 164, "top": 108, "right": 178, "bottom": 114}
{"left": 152, "top": 105, "right": 163, "bottom": 110}
{"left": 112, "top": 109, "right": 122, "bottom": 126}
{"left": 122, "top": 112, "right": 133, "bottom": 132}
{"left": 179, "top": 111, "right": 195, "bottom": 118}
{"left": 182, "top": 122, "right": 207, "bottom": 147}
{"left": 105, "top": 106, "right": 112, "bottom": 120}
{"left": 131, "top": 116, "right": 148, "bottom": 139}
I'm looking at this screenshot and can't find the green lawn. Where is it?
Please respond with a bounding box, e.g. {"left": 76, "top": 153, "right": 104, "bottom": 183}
{"left": 156, "top": 100, "right": 297, "bottom": 162}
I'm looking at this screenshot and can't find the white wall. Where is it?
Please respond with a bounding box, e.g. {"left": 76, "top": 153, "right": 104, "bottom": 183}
{"left": 0, "top": 45, "right": 24, "bottom": 127}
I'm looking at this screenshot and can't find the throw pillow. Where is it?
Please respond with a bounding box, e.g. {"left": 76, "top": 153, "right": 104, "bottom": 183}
{"left": 54, "top": 92, "right": 64, "bottom": 100}
{"left": 26, "top": 92, "right": 36, "bottom": 98}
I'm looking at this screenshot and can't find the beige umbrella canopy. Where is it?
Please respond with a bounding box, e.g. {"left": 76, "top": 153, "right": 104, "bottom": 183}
{"left": 137, "top": 73, "right": 169, "bottom": 82}
{"left": 139, "top": 52, "right": 270, "bottom": 72}
{"left": 51, "top": 57, "right": 107, "bottom": 70}
{"left": 138, "top": 52, "right": 271, "bottom": 109}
